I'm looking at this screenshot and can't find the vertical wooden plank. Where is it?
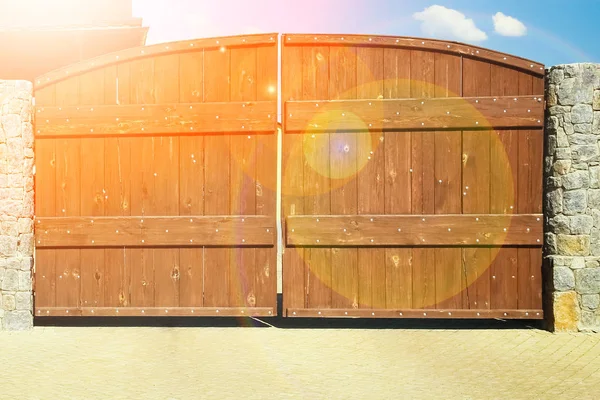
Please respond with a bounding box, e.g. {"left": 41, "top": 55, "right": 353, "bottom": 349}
{"left": 490, "top": 65, "right": 520, "bottom": 310}
{"left": 355, "top": 47, "right": 386, "bottom": 309}
{"left": 104, "top": 137, "right": 131, "bottom": 308}
{"left": 179, "top": 136, "right": 204, "bottom": 307}
{"left": 433, "top": 53, "right": 463, "bottom": 310}
{"left": 410, "top": 50, "right": 436, "bottom": 309}
{"left": 179, "top": 51, "right": 203, "bottom": 102}
{"left": 203, "top": 48, "right": 231, "bottom": 307}
{"left": 382, "top": 48, "right": 412, "bottom": 309}
{"left": 255, "top": 44, "right": 278, "bottom": 308}
{"left": 329, "top": 45, "right": 358, "bottom": 309}
{"left": 104, "top": 63, "right": 133, "bottom": 308}
{"left": 33, "top": 85, "right": 56, "bottom": 308}
{"left": 282, "top": 45, "right": 306, "bottom": 312}
{"left": 128, "top": 61, "right": 155, "bottom": 308}
{"left": 229, "top": 47, "right": 257, "bottom": 308}
{"left": 179, "top": 50, "right": 205, "bottom": 307}
{"left": 54, "top": 78, "right": 81, "bottom": 308}
{"left": 129, "top": 58, "right": 155, "bottom": 104}
{"left": 462, "top": 58, "right": 492, "bottom": 310}
{"left": 153, "top": 54, "right": 181, "bottom": 307}
{"left": 302, "top": 45, "right": 332, "bottom": 309}
{"left": 517, "top": 71, "right": 544, "bottom": 310}
{"left": 433, "top": 130, "right": 462, "bottom": 309}
{"left": 78, "top": 69, "right": 106, "bottom": 308}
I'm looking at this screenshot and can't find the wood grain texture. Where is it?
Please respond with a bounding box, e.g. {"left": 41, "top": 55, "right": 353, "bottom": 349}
{"left": 54, "top": 77, "right": 81, "bottom": 308}
{"left": 302, "top": 45, "right": 332, "bottom": 309}
{"left": 282, "top": 34, "right": 544, "bottom": 74}
{"left": 286, "top": 215, "right": 543, "bottom": 246}
{"left": 281, "top": 44, "right": 306, "bottom": 311}
{"left": 36, "top": 101, "right": 277, "bottom": 136}
{"left": 36, "top": 216, "right": 275, "bottom": 247}
{"left": 286, "top": 308, "right": 542, "bottom": 319}
{"left": 33, "top": 85, "right": 57, "bottom": 308}
{"left": 203, "top": 47, "right": 232, "bottom": 308}
{"left": 35, "top": 34, "right": 277, "bottom": 90}
{"left": 36, "top": 307, "right": 275, "bottom": 317}
{"left": 285, "top": 96, "right": 543, "bottom": 132}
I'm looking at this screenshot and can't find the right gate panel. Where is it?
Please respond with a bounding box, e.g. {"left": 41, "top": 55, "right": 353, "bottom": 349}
{"left": 281, "top": 34, "right": 545, "bottom": 319}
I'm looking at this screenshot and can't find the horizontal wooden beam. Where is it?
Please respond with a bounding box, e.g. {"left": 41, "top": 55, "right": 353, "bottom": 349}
{"left": 35, "top": 216, "right": 275, "bottom": 247}
{"left": 286, "top": 308, "right": 543, "bottom": 319}
{"left": 35, "top": 33, "right": 278, "bottom": 90}
{"left": 35, "top": 307, "right": 274, "bottom": 317}
{"left": 282, "top": 34, "right": 544, "bottom": 75}
{"left": 35, "top": 102, "right": 277, "bottom": 137}
{"left": 286, "top": 214, "right": 543, "bottom": 246}
{"left": 285, "top": 96, "right": 543, "bottom": 132}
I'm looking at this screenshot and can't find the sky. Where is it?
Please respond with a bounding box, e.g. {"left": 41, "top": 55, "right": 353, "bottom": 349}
{"left": 131, "top": 0, "right": 598, "bottom": 67}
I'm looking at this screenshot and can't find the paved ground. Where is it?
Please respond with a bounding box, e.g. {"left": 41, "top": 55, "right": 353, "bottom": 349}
{"left": 1, "top": 318, "right": 599, "bottom": 399}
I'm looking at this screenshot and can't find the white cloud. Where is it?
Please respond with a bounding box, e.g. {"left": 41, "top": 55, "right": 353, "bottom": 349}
{"left": 493, "top": 12, "right": 527, "bottom": 37}
{"left": 413, "top": 5, "right": 487, "bottom": 43}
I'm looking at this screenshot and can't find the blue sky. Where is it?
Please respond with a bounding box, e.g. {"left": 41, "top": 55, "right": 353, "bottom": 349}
{"left": 132, "top": 0, "right": 598, "bottom": 67}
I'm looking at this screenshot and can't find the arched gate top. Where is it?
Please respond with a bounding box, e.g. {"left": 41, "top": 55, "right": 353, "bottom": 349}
{"left": 282, "top": 34, "right": 544, "bottom": 75}
{"left": 34, "top": 33, "right": 278, "bottom": 90}
{"left": 34, "top": 32, "right": 544, "bottom": 91}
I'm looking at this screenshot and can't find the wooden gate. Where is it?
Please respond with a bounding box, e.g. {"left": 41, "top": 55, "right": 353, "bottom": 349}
{"left": 281, "top": 34, "right": 545, "bottom": 319}
{"left": 33, "top": 34, "right": 278, "bottom": 317}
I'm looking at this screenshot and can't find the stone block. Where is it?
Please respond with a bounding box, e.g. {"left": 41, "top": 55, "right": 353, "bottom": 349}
{"left": 17, "top": 233, "right": 33, "bottom": 256}
{"left": 549, "top": 215, "right": 570, "bottom": 234}
{"left": 15, "top": 292, "right": 31, "bottom": 311}
{"left": 590, "top": 166, "right": 600, "bottom": 188}
{"left": 588, "top": 189, "right": 600, "bottom": 208}
{"left": 557, "top": 234, "right": 590, "bottom": 256}
{"left": 572, "top": 104, "right": 594, "bottom": 124}
{"left": 19, "top": 257, "right": 32, "bottom": 271}
{"left": 572, "top": 257, "right": 586, "bottom": 269}
{"left": 570, "top": 133, "right": 598, "bottom": 145}
{"left": 2, "top": 294, "right": 15, "bottom": 311}
{"left": 570, "top": 215, "right": 594, "bottom": 234}
{"left": 563, "top": 170, "right": 589, "bottom": 189}
{"left": 553, "top": 160, "right": 571, "bottom": 175}
{"left": 575, "top": 268, "right": 600, "bottom": 293}
{"left": 581, "top": 294, "right": 600, "bottom": 309}
{"left": 1, "top": 114, "right": 22, "bottom": 138}
{"left": 553, "top": 291, "right": 580, "bottom": 332}
{"left": 554, "top": 266, "right": 575, "bottom": 291}
{"left": 557, "top": 127, "right": 569, "bottom": 147}
{"left": 578, "top": 311, "right": 600, "bottom": 332}
{"left": 17, "top": 218, "right": 32, "bottom": 234}
{"left": 549, "top": 68, "right": 565, "bottom": 85}
{"left": 1, "top": 269, "right": 18, "bottom": 291}
{"left": 0, "top": 236, "right": 18, "bottom": 257}
{"left": 563, "top": 189, "right": 586, "bottom": 215}
{"left": 18, "top": 270, "right": 31, "bottom": 291}
{"left": 571, "top": 145, "right": 599, "bottom": 163}
{"left": 2, "top": 310, "right": 32, "bottom": 330}
{"left": 574, "top": 124, "right": 593, "bottom": 134}
{"left": 557, "top": 77, "right": 594, "bottom": 106}
{"left": 545, "top": 233, "right": 557, "bottom": 254}
{"left": 555, "top": 147, "right": 572, "bottom": 160}
{"left": 594, "top": 90, "right": 600, "bottom": 110}
{"left": 5, "top": 258, "right": 19, "bottom": 270}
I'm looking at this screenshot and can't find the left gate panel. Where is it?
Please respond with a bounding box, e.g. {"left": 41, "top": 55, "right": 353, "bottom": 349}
{"left": 33, "top": 34, "right": 279, "bottom": 317}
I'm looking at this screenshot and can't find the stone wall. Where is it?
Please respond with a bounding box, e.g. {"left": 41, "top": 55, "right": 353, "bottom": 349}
{"left": 0, "top": 80, "right": 34, "bottom": 330}
{"left": 546, "top": 63, "right": 600, "bottom": 332}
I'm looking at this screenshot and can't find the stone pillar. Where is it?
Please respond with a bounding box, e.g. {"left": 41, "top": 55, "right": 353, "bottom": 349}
{"left": 546, "top": 64, "right": 600, "bottom": 332}
{"left": 0, "top": 80, "right": 34, "bottom": 330}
